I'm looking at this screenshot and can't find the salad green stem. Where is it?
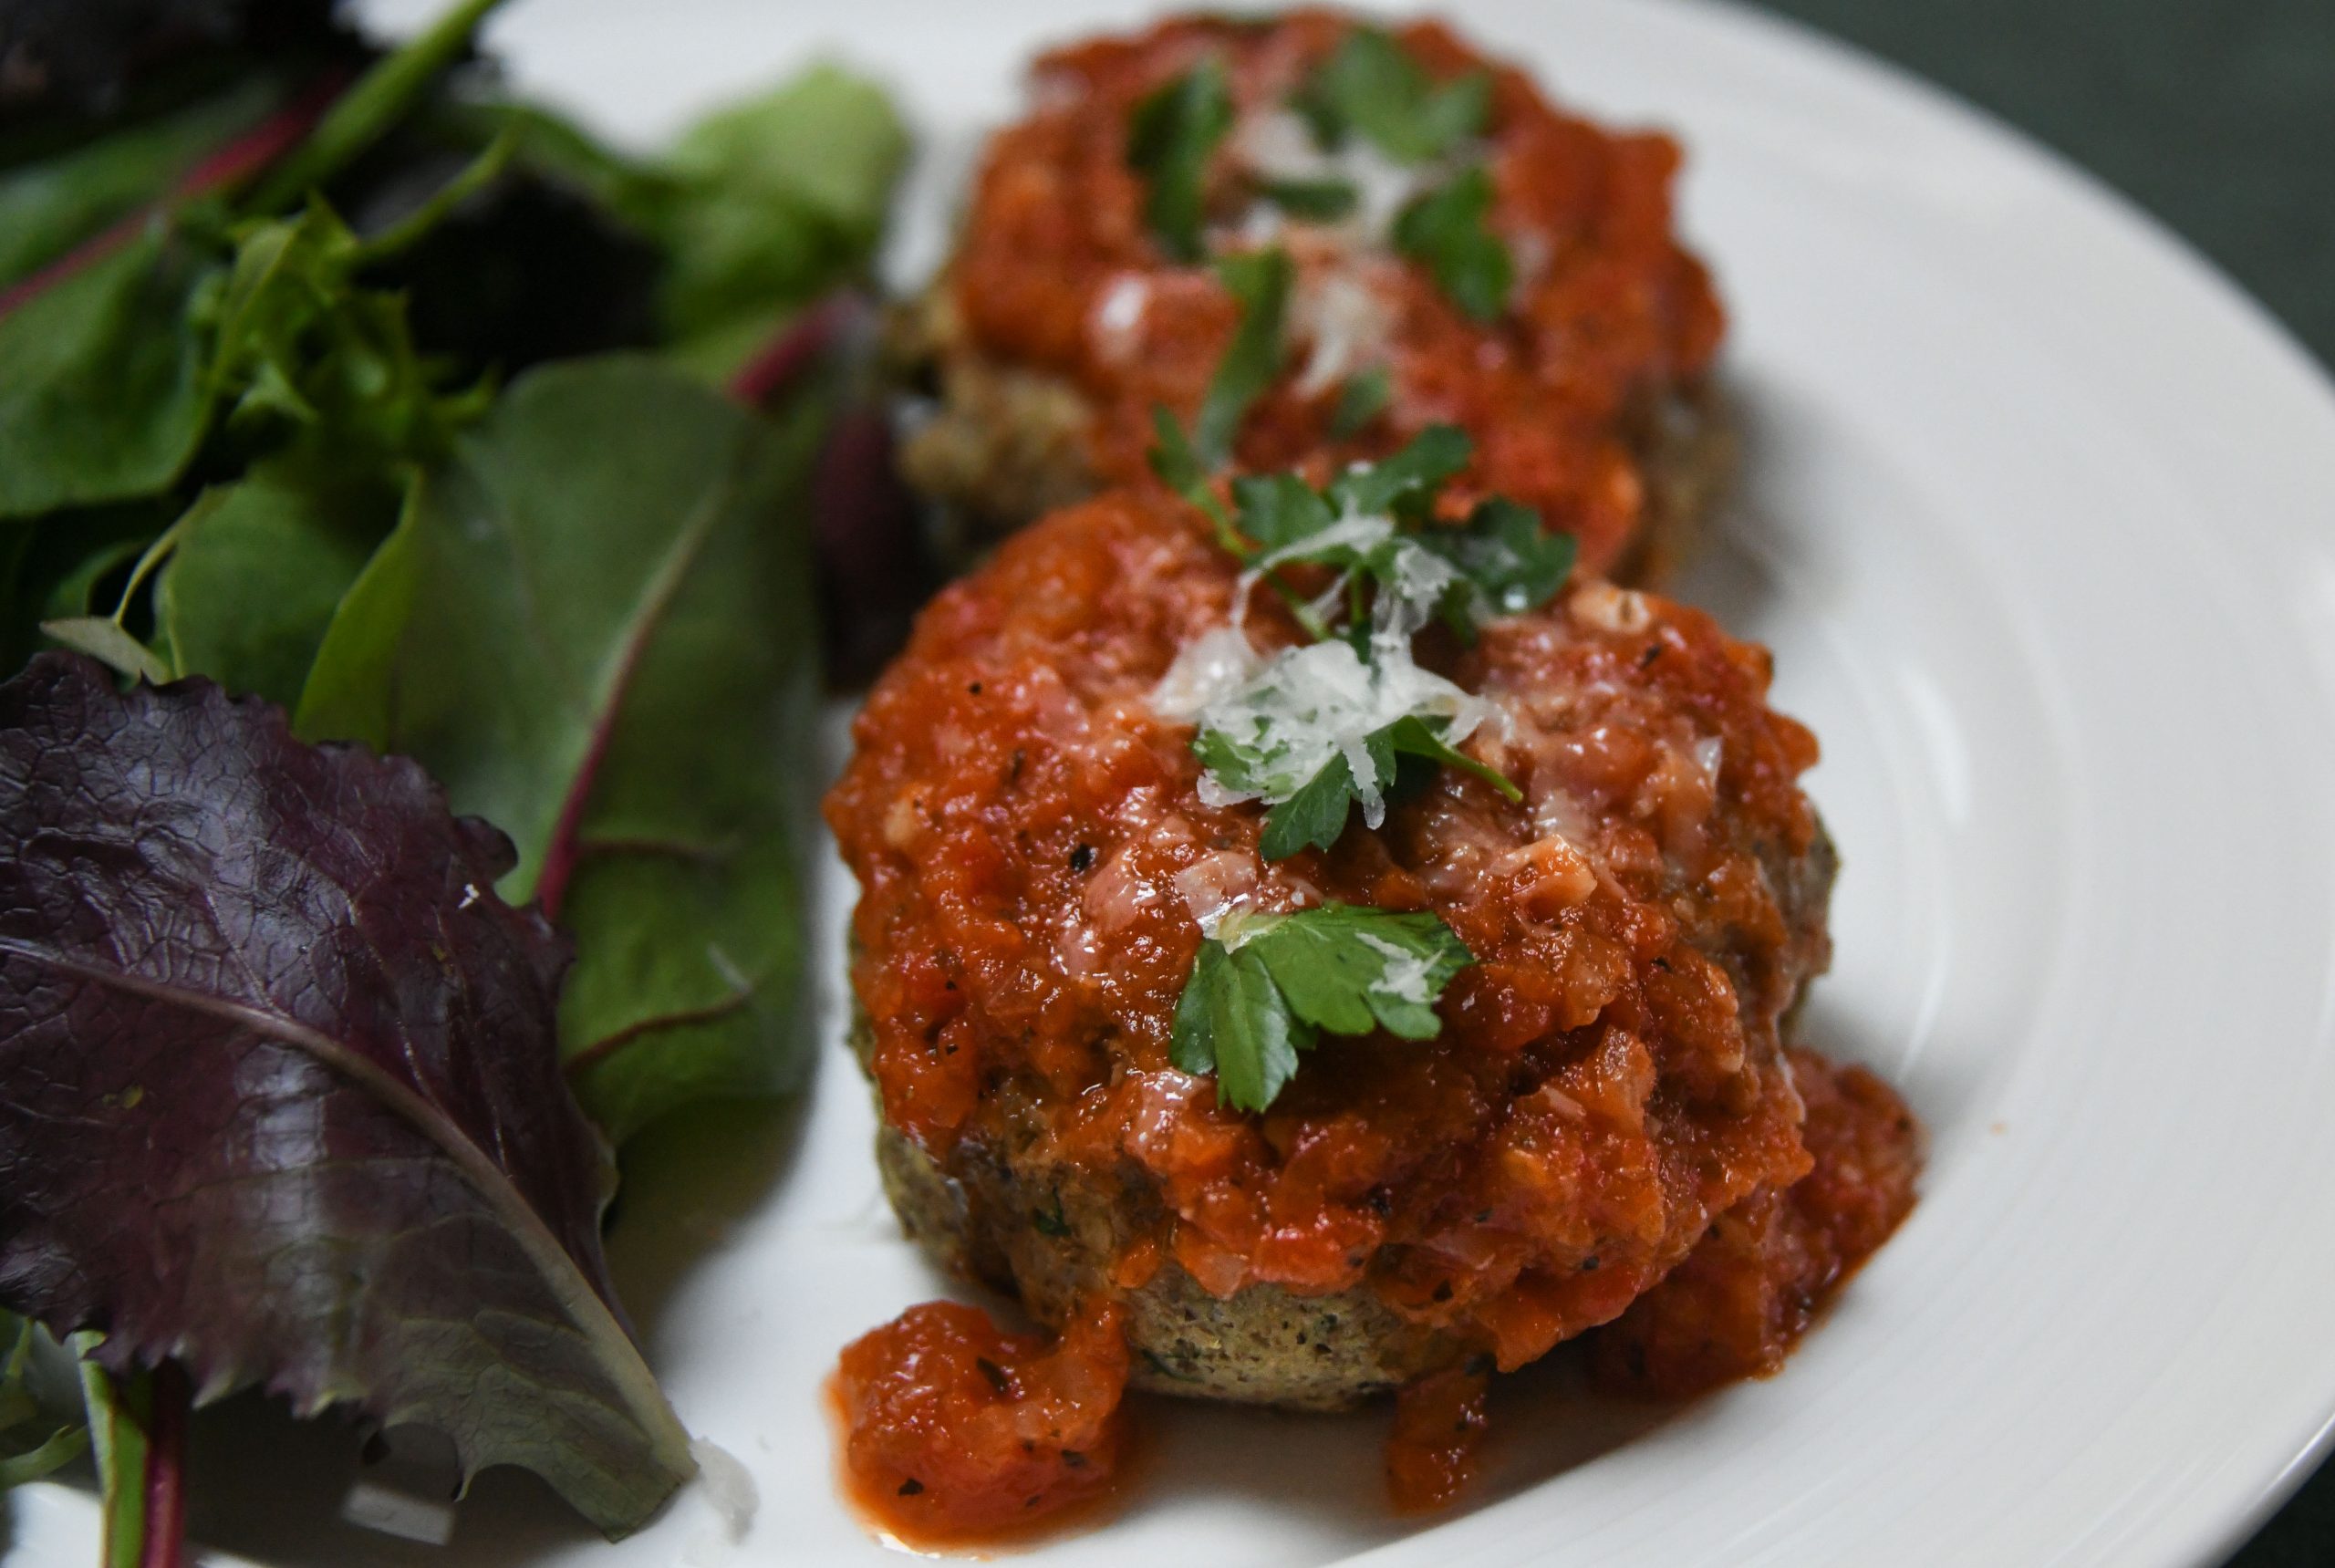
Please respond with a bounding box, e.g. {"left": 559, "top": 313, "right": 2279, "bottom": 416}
{"left": 76, "top": 1343, "right": 191, "bottom": 1568}
{"left": 246, "top": 0, "right": 514, "bottom": 217}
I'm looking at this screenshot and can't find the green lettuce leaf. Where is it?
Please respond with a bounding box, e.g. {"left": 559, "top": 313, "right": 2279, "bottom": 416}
{"left": 0, "top": 227, "right": 221, "bottom": 521}
{"left": 298, "top": 357, "right": 824, "bottom": 1142}
{"left": 650, "top": 66, "right": 909, "bottom": 371}
{"left": 156, "top": 458, "right": 398, "bottom": 707}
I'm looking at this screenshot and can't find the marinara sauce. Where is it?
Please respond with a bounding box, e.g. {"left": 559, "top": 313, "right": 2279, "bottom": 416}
{"left": 833, "top": 1297, "right": 1133, "bottom": 1546}
{"left": 947, "top": 10, "right": 1725, "bottom": 574}
{"left": 825, "top": 484, "right": 1921, "bottom": 1532}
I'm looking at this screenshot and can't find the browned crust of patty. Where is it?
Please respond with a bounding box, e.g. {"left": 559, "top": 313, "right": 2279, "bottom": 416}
{"left": 883, "top": 285, "right": 1736, "bottom": 587}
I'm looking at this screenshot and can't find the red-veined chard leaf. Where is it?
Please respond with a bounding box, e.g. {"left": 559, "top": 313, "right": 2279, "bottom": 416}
{"left": 0, "top": 73, "right": 288, "bottom": 291}
{"left": 0, "top": 652, "right": 695, "bottom": 1535}
{"left": 296, "top": 357, "right": 824, "bottom": 1143}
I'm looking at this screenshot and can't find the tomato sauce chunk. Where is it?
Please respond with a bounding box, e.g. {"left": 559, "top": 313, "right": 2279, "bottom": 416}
{"left": 1589, "top": 1047, "right": 1923, "bottom": 1397}
{"left": 834, "top": 1297, "right": 1132, "bottom": 1544}
{"left": 1385, "top": 1362, "right": 1493, "bottom": 1512}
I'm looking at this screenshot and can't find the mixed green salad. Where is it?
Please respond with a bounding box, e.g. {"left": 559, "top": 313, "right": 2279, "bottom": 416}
{"left": 0, "top": 0, "right": 911, "bottom": 1556}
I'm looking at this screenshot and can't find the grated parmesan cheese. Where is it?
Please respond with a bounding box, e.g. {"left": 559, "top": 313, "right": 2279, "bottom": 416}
{"left": 1233, "top": 109, "right": 1432, "bottom": 241}
{"left": 1162, "top": 635, "right": 1489, "bottom": 826}
{"left": 1090, "top": 273, "right": 1153, "bottom": 363}
{"left": 1292, "top": 270, "right": 1395, "bottom": 396}
{"left": 1358, "top": 931, "right": 1437, "bottom": 1005}
{"left": 1153, "top": 625, "right": 1265, "bottom": 719}
{"left": 1152, "top": 483, "right": 1497, "bottom": 827}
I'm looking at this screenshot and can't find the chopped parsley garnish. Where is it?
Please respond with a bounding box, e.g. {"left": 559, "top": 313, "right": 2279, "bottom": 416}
{"left": 1256, "top": 176, "right": 1359, "bottom": 221}
{"left": 1292, "top": 28, "right": 1491, "bottom": 165}
{"left": 1329, "top": 367, "right": 1393, "bottom": 438}
{"left": 1416, "top": 496, "right": 1576, "bottom": 623}
{"left": 1171, "top": 904, "right": 1474, "bottom": 1111}
{"left": 1237, "top": 711, "right": 1519, "bottom": 859}
{"left": 1147, "top": 422, "right": 1570, "bottom": 859}
{"left": 1128, "top": 59, "right": 1236, "bottom": 262}
{"left": 1147, "top": 426, "right": 1572, "bottom": 1111}
{"left": 1323, "top": 422, "right": 1470, "bottom": 520}
{"left": 1394, "top": 166, "right": 1512, "bottom": 322}
{"left": 1194, "top": 246, "right": 1293, "bottom": 467}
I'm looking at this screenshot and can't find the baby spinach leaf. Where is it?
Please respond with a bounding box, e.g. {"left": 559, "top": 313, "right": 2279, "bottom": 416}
{"left": 1196, "top": 246, "right": 1292, "bottom": 468}
{"left": 0, "top": 652, "right": 694, "bottom": 1534}
{"left": 34, "top": 617, "right": 171, "bottom": 684}
{"left": 1171, "top": 903, "right": 1473, "bottom": 1110}
{"left": 37, "top": 536, "right": 145, "bottom": 622}
{"left": 650, "top": 66, "right": 909, "bottom": 373}
{"left": 1292, "top": 28, "right": 1491, "bottom": 165}
{"left": 1394, "top": 166, "right": 1512, "bottom": 323}
{"left": 1128, "top": 59, "right": 1234, "bottom": 263}
{"left": 0, "top": 226, "right": 221, "bottom": 520}
{"left": 298, "top": 358, "right": 825, "bottom": 1142}
{"left": 156, "top": 458, "right": 398, "bottom": 707}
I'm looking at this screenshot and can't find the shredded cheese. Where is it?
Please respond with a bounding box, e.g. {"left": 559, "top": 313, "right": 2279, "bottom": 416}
{"left": 1358, "top": 930, "right": 1437, "bottom": 1005}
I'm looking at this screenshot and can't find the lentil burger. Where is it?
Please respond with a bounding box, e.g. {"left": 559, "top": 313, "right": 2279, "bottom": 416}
{"left": 895, "top": 10, "right": 1729, "bottom": 579}
{"left": 825, "top": 462, "right": 1917, "bottom": 1526}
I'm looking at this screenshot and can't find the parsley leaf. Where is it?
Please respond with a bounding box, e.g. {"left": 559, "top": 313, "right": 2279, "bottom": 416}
{"left": 1254, "top": 714, "right": 1520, "bottom": 859}
{"left": 1258, "top": 740, "right": 1381, "bottom": 859}
{"left": 1228, "top": 471, "right": 1335, "bottom": 550}
{"left": 1417, "top": 496, "right": 1576, "bottom": 631}
{"left": 1394, "top": 167, "right": 1513, "bottom": 323}
{"left": 1195, "top": 246, "right": 1293, "bottom": 466}
{"left": 1171, "top": 903, "right": 1474, "bottom": 1111}
{"left": 1376, "top": 713, "right": 1523, "bottom": 802}
{"left": 1149, "top": 406, "right": 1245, "bottom": 553}
{"left": 1173, "top": 938, "right": 1302, "bottom": 1112}
{"left": 1128, "top": 60, "right": 1235, "bottom": 263}
{"left": 1325, "top": 422, "right": 1472, "bottom": 523}
{"left": 1258, "top": 176, "right": 1358, "bottom": 221}
{"left": 1328, "top": 366, "right": 1392, "bottom": 438}
{"left": 1292, "top": 29, "right": 1492, "bottom": 165}
{"left": 1150, "top": 404, "right": 1210, "bottom": 497}
{"left": 1168, "top": 429, "right": 1567, "bottom": 861}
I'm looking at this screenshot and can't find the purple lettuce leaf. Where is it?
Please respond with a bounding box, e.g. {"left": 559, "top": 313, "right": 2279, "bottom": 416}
{"left": 0, "top": 652, "right": 692, "bottom": 1536}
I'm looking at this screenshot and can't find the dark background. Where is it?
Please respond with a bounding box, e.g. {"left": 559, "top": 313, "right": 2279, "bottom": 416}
{"left": 1740, "top": 3, "right": 2335, "bottom": 1562}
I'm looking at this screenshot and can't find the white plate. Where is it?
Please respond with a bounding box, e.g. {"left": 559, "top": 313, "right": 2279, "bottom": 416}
{"left": 15, "top": 2, "right": 2335, "bottom": 1564}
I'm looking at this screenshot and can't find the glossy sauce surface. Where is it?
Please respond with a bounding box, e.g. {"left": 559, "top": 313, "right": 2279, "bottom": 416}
{"left": 833, "top": 1298, "right": 1132, "bottom": 1545}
